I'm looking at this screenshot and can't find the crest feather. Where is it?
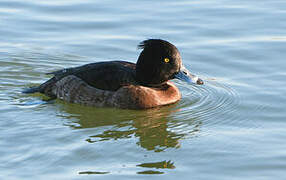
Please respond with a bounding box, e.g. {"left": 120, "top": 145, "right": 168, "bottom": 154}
{"left": 137, "top": 39, "right": 168, "bottom": 49}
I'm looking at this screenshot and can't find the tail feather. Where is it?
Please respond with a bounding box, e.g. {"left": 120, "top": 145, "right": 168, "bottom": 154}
{"left": 22, "top": 86, "right": 40, "bottom": 94}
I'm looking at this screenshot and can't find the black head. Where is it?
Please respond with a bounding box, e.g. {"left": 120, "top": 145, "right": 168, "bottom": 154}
{"left": 136, "top": 39, "right": 203, "bottom": 86}
{"left": 136, "top": 39, "right": 182, "bottom": 86}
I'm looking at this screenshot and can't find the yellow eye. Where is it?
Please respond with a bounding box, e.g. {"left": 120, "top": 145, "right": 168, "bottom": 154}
{"left": 164, "top": 58, "right": 170, "bottom": 63}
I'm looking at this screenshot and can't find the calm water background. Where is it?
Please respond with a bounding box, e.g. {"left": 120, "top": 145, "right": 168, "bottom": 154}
{"left": 1, "top": 0, "right": 286, "bottom": 179}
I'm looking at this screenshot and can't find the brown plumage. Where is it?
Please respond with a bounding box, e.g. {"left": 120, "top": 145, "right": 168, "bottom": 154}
{"left": 52, "top": 75, "right": 180, "bottom": 109}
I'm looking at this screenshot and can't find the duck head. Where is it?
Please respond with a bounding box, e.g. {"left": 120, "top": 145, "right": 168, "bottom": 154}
{"left": 136, "top": 39, "right": 203, "bottom": 86}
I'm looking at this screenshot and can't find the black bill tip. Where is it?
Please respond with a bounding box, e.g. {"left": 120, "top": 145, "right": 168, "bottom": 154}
{"left": 196, "top": 78, "right": 204, "bottom": 85}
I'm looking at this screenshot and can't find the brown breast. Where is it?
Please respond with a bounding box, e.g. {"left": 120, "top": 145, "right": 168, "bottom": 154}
{"left": 112, "top": 82, "right": 181, "bottom": 109}
{"left": 51, "top": 75, "right": 181, "bottom": 109}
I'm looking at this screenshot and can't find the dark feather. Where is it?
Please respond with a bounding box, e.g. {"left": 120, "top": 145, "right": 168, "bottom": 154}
{"left": 37, "top": 61, "right": 137, "bottom": 97}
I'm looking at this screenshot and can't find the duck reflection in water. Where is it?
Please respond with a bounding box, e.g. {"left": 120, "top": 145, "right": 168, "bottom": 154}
{"left": 59, "top": 103, "right": 201, "bottom": 152}
{"left": 58, "top": 102, "right": 201, "bottom": 174}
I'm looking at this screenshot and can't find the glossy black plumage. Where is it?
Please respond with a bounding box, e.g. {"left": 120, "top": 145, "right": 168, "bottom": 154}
{"left": 136, "top": 39, "right": 181, "bottom": 86}
{"left": 37, "top": 61, "right": 137, "bottom": 96}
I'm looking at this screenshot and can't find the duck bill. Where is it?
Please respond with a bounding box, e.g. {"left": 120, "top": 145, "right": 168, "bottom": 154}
{"left": 174, "top": 65, "right": 203, "bottom": 85}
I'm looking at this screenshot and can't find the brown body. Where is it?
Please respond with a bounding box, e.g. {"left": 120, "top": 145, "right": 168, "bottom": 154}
{"left": 52, "top": 75, "right": 181, "bottom": 109}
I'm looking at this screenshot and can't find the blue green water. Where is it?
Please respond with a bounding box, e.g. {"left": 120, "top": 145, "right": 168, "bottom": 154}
{"left": 1, "top": 0, "right": 286, "bottom": 179}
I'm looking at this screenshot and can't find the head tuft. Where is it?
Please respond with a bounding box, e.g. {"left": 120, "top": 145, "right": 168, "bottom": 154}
{"left": 136, "top": 39, "right": 182, "bottom": 86}
{"left": 137, "top": 39, "right": 175, "bottom": 50}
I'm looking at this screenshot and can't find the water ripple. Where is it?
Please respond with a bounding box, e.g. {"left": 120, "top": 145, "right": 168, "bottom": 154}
{"left": 174, "top": 78, "right": 241, "bottom": 130}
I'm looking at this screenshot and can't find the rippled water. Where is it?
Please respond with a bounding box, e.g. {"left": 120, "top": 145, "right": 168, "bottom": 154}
{"left": 1, "top": 0, "right": 286, "bottom": 179}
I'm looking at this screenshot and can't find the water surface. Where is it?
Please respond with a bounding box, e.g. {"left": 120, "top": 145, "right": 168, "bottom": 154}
{"left": 1, "top": 0, "right": 286, "bottom": 179}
